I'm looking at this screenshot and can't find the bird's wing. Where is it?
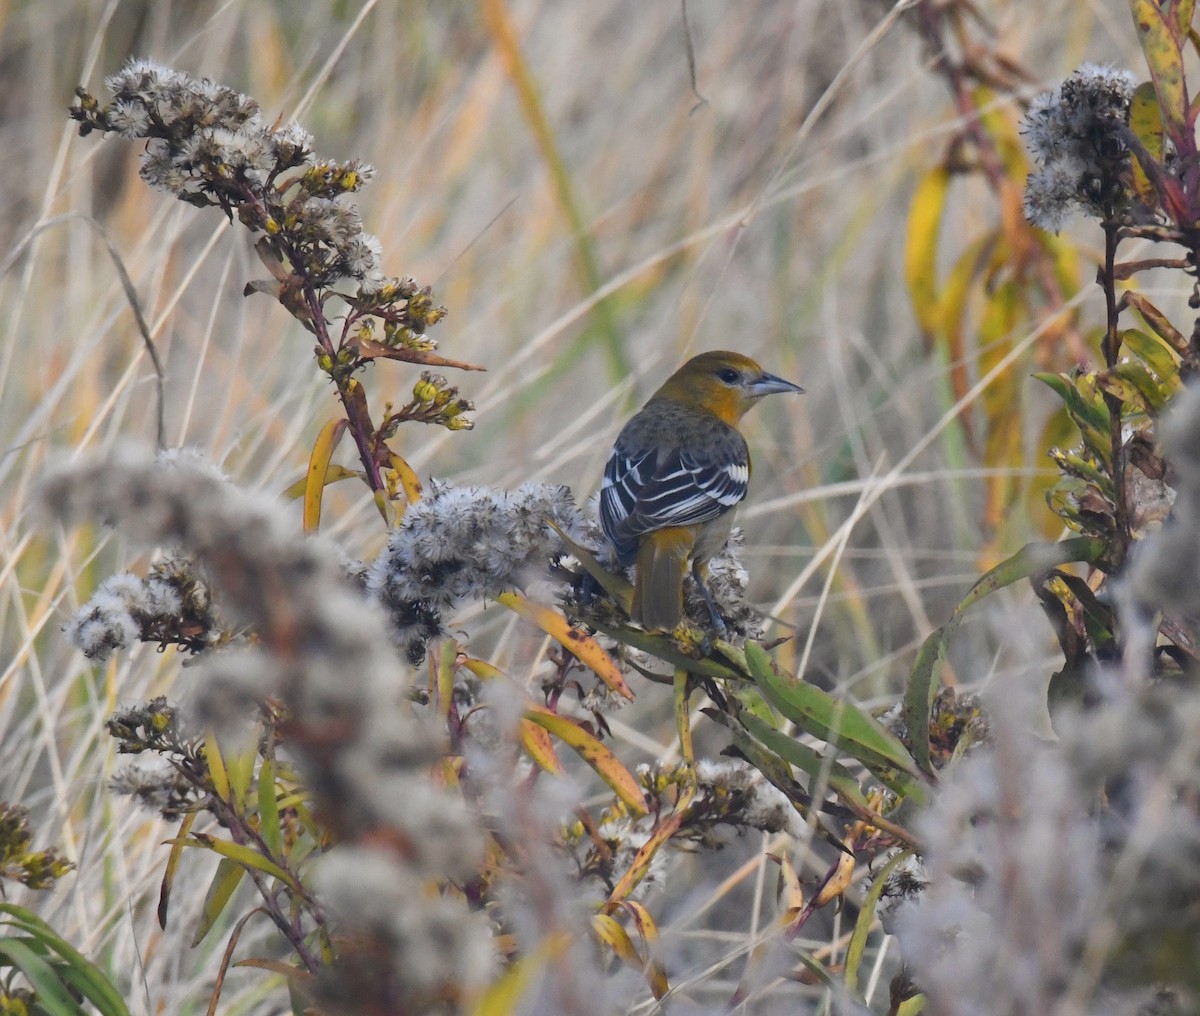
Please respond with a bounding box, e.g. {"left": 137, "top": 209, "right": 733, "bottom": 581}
{"left": 601, "top": 444, "right": 748, "bottom": 564}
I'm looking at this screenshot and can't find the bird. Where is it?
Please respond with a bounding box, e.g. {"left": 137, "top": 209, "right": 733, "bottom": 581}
{"left": 600, "top": 350, "right": 804, "bottom": 633}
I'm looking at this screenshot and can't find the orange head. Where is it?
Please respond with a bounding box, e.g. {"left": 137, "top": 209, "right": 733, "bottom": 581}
{"left": 652, "top": 350, "right": 804, "bottom": 425}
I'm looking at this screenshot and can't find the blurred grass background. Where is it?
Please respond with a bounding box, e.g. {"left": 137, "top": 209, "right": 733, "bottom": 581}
{"left": 0, "top": 0, "right": 1152, "bottom": 1011}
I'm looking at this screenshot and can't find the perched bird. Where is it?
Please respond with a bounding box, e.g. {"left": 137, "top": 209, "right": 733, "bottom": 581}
{"left": 600, "top": 350, "right": 804, "bottom": 632}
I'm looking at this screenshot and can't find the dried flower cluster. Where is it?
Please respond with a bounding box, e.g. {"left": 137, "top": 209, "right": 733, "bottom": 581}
{"left": 1022, "top": 63, "right": 1137, "bottom": 232}
{"left": 70, "top": 57, "right": 466, "bottom": 459}
{"left": 43, "top": 448, "right": 491, "bottom": 1012}
{"left": 67, "top": 556, "right": 223, "bottom": 660}
{"left": 71, "top": 59, "right": 382, "bottom": 291}
{"left": 368, "top": 479, "right": 581, "bottom": 662}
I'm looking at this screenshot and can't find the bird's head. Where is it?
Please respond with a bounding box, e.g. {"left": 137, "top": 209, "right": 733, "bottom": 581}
{"left": 655, "top": 350, "right": 804, "bottom": 425}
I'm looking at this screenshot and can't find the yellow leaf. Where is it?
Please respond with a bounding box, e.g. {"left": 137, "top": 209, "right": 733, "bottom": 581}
{"left": 497, "top": 591, "right": 634, "bottom": 701}
{"left": 621, "top": 900, "right": 669, "bottom": 999}
{"left": 519, "top": 718, "right": 565, "bottom": 774}
{"left": 1129, "top": 82, "right": 1166, "bottom": 205}
{"left": 158, "top": 812, "right": 197, "bottom": 929}
{"left": 775, "top": 852, "right": 806, "bottom": 920}
{"left": 592, "top": 913, "right": 641, "bottom": 966}
{"left": 383, "top": 449, "right": 423, "bottom": 514}
{"left": 467, "top": 934, "right": 570, "bottom": 1016}
{"left": 169, "top": 833, "right": 302, "bottom": 893}
{"left": 525, "top": 705, "right": 648, "bottom": 815}
{"left": 303, "top": 418, "right": 348, "bottom": 535}
{"left": 1178, "top": 0, "right": 1199, "bottom": 41}
{"left": 460, "top": 656, "right": 565, "bottom": 773}
{"left": 1132, "top": 0, "right": 1188, "bottom": 138}
{"left": 904, "top": 165, "right": 951, "bottom": 336}
{"left": 813, "top": 840, "right": 857, "bottom": 907}
{"left": 204, "top": 737, "right": 231, "bottom": 804}
{"left": 281, "top": 464, "right": 359, "bottom": 501}
{"left": 973, "top": 85, "right": 1028, "bottom": 177}
{"left": 937, "top": 233, "right": 1000, "bottom": 449}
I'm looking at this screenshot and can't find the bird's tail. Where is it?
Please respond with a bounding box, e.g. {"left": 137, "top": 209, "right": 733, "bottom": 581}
{"left": 632, "top": 527, "right": 694, "bottom": 631}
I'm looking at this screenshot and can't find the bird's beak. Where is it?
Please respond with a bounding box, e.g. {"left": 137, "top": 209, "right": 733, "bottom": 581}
{"left": 748, "top": 371, "right": 805, "bottom": 397}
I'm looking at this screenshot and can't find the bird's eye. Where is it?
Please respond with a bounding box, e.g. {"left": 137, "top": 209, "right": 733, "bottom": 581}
{"left": 717, "top": 368, "right": 739, "bottom": 384}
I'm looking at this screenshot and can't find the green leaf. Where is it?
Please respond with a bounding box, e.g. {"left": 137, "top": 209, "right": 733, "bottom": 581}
{"left": 1122, "top": 327, "right": 1182, "bottom": 387}
{"left": 0, "top": 938, "right": 80, "bottom": 1016}
{"left": 192, "top": 857, "right": 246, "bottom": 947}
{"left": 744, "top": 642, "right": 922, "bottom": 783}
{"left": 0, "top": 905, "right": 130, "bottom": 1016}
{"left": 1109, "top": 359, "right": 1177, "bottom": 412}
{"left": 904, "top": 537, "right": 1106, "bottom": 773}
{"left": 844, "top": 849, "right": 915, "bottom": 997}
{"left": 1033, "top": 372, "right": 1112, "bottom": 463}
{"left": 257, "top": 752, "right": 283, "bottom": 859}
{"left": 734, "top": 707, "right": 869, "bottom": 808}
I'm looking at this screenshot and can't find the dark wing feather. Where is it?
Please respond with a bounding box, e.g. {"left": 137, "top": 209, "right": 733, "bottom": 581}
{"left": 601, "top": 443, "right": 748, "bottom": 565}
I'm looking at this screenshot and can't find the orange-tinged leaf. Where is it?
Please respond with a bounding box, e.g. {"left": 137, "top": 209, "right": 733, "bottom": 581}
{"left": 525, "top": 705, "right": 648, "bottom": 814}
{"left": 1132, "top": 0, "right": 1188, "bottom": 139}
{"left": 775, "top": 852, "right": 806, "bottom": 919}
{"left": 935, "top": 233, "right": 997, "bottom": 448}
{"left": 497, "top": 591, "right": 634, "bottom": 701}
{"left": 977, "top": 280, "right": 1023, "bottom": 422}
{"left": 303, "top": 418, "right": 348, "bottom": 534}
{"left": 904, "top": 165, "right": 951, "bottom": 337}
{"left": 1126, "top": 291, "right": 1189, "bottom": 355}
